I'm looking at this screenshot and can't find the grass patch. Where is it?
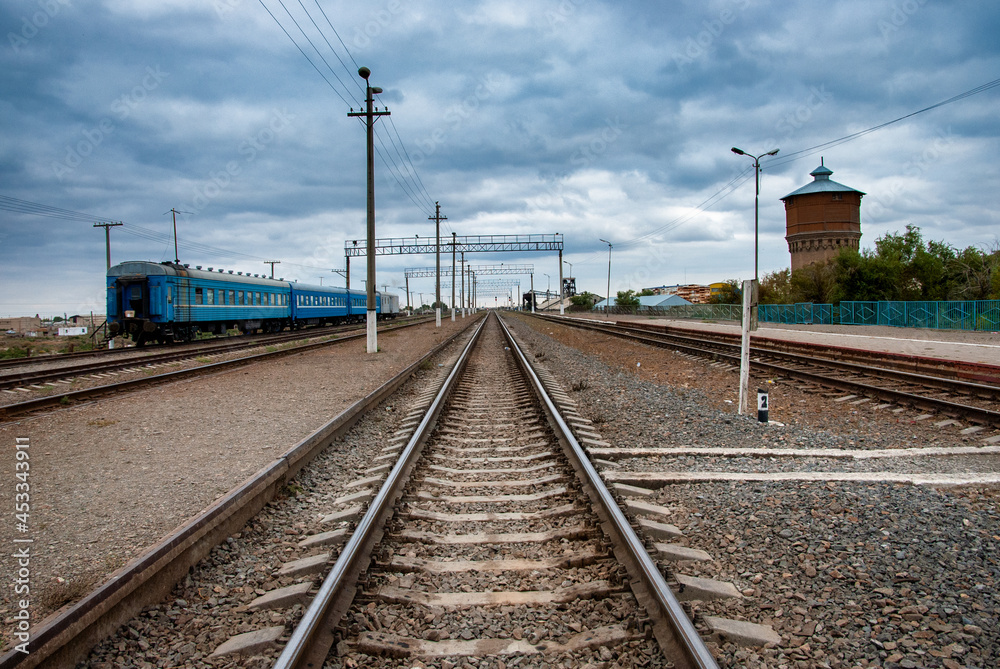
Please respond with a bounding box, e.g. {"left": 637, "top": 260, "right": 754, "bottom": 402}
{"left": 571, "top": 379, "right": 589, "bottom": 392}
{"left": 0, "top": 346, "right": 29, "bottom": 359}
{"left": 195, "top": 356, "right": 212, "bottom": 363}
{"left": 418, "top": 359, "right": 434, "bottom": 371}
{"left": 40, "top": 574, "right": 99, "bottom": 611}
{"left": 86, "top": 418, "right": 118, "bottom": 428}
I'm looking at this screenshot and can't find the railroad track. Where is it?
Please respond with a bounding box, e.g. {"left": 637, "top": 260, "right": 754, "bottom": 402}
{"left": 531, "top": 314, "right": 1000, "bottom": 431}
{"left": 0, "top": 316, "right": 482, "bottom": 669}
{"left": 271, "top": 312, "right": 719, "bottom": 668}
{"left": 7, "top": 311, "right": 772, "bottom": 668}
{"left": 0, "top": 317, "right": 433, "bottom": 422}
{"left": 0, "top": 316, "right": 430, "bottom": 382}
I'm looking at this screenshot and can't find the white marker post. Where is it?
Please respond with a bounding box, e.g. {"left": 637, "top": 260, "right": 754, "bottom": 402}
{"left": 737, "top": 279, "right": 757, "bottom": 415}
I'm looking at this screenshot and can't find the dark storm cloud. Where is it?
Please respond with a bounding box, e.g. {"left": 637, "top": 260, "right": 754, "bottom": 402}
{"left": 1, "top": 0, "right": 998, "bottom": 315}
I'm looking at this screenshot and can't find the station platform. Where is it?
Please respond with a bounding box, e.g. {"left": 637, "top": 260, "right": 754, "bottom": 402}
{"left": 569, "top": 314, "right": 1000, "bottom": 367}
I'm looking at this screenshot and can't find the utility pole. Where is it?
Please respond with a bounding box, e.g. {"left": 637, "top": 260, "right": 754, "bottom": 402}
{"left": 165, "top": 208, "right": 192, "bottom": 264}
{"left": 558, "top": 248, "right": 565, "bottom": 315}
{"left": 530, "top": 273, "right": 535, "bottom": 313}
{"left": 264, "top": 260, "right": 280, "bottom": 279}
{"left": 451, "top": 232, "right": 457, "bottom": 322}
{"left": 459, "top": 252, "right": 465, "bottom": 318}
{"left": 429, "top": 202, "right": 447, "bottom": 327}
{"left": 93, "top": 221, "right": 122, "bottom": 270}
{"left": 348, "top": 67, "right": 390, "bottom": 353}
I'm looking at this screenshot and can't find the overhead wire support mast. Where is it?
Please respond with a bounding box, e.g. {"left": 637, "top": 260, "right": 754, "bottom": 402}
{"left": 347, "top": 66, "right": 390, "bottom": 354}
{"left": 429, "top": 202, "right": 447, "bottom": 327}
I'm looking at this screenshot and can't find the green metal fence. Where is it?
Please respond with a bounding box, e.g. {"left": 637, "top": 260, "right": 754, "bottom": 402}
{"left": 840, "top": 300, "right": 1000, "bottom": 330}
{"left": 601, "top": 299, "right": 1000, "bottom": 331}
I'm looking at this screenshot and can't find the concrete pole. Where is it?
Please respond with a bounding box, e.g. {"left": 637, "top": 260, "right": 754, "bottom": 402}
{"left": 530, "top": 273, "right": 535, "bottom": 313}
{"left": 460, "top": 252, "right": 465, "bottom": 318}
{"left": 738, "top": 279, "right": 753, "bottom": 415}
{"left": 451, "top": 232, "right": 456, "bottom": 322}
{"left": 558, "top": 249, "right": 564, "bottom": 315}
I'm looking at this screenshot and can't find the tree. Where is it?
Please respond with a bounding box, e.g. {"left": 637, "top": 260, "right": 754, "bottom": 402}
{"left": 570, "top": 291, "right": 599, "bottom": 309}
{"left": 638, "top": 288, "right": 655, "bottom": 297}
{"left": 614, "top": 289, "right": 640, "bottom": 309}
{"left": 708, "top": 280, "right": 741, "bottom": 304}
{"left": 759, "top": 269, "right": 792, "bottom": 304}
{"left": 791, "top": 262, "right": 837, "bottom": 304}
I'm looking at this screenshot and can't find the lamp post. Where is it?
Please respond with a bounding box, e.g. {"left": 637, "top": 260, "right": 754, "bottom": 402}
{"left": 600, "top": 239, "right": 612, "bottom": 316}
{"left": 544, "top": 273, "right": 550, "bottom": 301}
{"left": 731, "top": 146, "right": 778, "bottom": 282}
{"left": 731, "top": 146, "right": 776, "bottom": 417}
{"left": 348, "top": 67, "right": 390, "bottom": 353}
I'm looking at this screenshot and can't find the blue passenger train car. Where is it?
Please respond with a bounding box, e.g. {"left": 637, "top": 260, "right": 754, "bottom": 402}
{"left": 107, "top": 261, "right": 400, "bottom": 345}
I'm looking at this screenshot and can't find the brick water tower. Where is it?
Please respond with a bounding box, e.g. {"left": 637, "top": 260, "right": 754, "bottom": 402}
{"left": 781, "top": 159, "right": 864, "bottom": 272}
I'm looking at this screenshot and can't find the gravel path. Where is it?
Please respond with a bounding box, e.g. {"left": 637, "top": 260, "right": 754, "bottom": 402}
{"left": 0, "top": 317, "right": 471, "bottom": 648}
{"left": 506, "top": 313, "right": 1000, "bottom": 669}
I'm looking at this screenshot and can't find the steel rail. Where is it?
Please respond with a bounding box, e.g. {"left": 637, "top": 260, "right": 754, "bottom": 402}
{"left": 0, "top": 318, "right": 435, "bottom": 422}
{"left": 0, "top": 314, "right": 483, "bottom": 669}
{"left": 530, "top": 314, "right": 1000, "bottom": 427}
{"left": 273, "top": 313, "right": 490, "bottom": 669}
{"left": 0, "top": 315, "right": 430, "bottom": 372}
{"left": 0, "top": 317, "right": 432, "bottom": 384}
{"left": 539, "top": 314, "right": 1000, "bottom": 386}
{"left": 496, "top": 314, "right": 719, "bottom": 669}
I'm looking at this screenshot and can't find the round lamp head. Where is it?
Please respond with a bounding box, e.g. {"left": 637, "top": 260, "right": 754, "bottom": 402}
{"left": 358, "top": 67, "right": 371, "bottom": 79}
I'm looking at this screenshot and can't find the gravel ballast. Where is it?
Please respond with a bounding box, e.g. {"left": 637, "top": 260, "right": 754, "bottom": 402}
{"left": 0, "top": 317, "right": 472, "bottom": 647}
{"left": 505, "top": 313, "right": 999, "bottom": 669}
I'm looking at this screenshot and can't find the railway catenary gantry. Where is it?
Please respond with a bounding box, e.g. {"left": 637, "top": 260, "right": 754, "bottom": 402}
{"left": 404, "top": 265, "right": 535, "bottom": 311}
{"left": 345, "top": 234, "right": 566, "bottom": 313}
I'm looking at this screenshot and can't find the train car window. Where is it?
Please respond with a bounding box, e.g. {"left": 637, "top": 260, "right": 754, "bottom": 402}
{"left": 228, "top": 290, "right": 235, "bottom": 305}
{"left": 255, "top": 292, "right": 261, "bottom": 305}
{"left": 195, "top": 287, "right": 204, "bottom": 305}
{"left": 207, "top": 289, "right": 215, "bottom": 305}
{"left": 238, "top": 291, "right": 244, "bottom": 305}
{"left": 269, "top": 293, "right": 275, "bottom": 306}
{"left": 167, "top": 287, "right": 172, "bottom": 304}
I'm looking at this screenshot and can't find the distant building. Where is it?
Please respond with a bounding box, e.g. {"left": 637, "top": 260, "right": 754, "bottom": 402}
{"left": 781, "top": 159, "right": 864, "bottom": 272}
{"left": 0, "top": 316, "right": 42, "bottom": 334}
{"left": 594, "top": 294, "right": 692, "bottom": 311}
{"left": 708, "top": 282, "right": 730, "bottom": 300}
{"left": 641, "top": 284, "right": 713, "bottom": 304}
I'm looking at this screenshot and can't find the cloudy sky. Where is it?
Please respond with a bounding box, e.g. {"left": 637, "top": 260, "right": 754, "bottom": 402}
{"left": 2, "top": 0, "right": 998, "bottom": 316}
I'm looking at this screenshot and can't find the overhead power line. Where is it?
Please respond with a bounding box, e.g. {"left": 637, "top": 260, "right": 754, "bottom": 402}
{"left": 258, "top": 0, "right": 438, "bottom": 219}
{"left": 572, "top": 76, "right": 1000, "bottom": 266}
{"left": 0, "top": 195, "right": 347, "bottom": 276}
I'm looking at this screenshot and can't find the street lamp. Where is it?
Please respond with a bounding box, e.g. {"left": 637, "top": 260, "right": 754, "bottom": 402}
{"left": 544, "top": 273, "right": 550, "bottom": 299}
{"left": 731, "top": 146, "right": 779, "bottom": 282}
{"left": 563, "top": 260, "right": 572, "bottom": 278}
{"left": 599, "top": 239, "right": 612, "bottom": 316}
